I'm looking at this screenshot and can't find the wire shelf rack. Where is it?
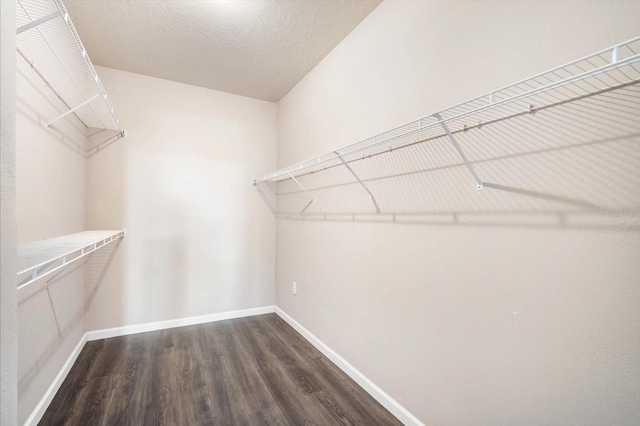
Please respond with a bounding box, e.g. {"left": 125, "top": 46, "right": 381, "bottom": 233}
{"left": 17, "top": 230, "right": 125, "bottom": 289}
{"left": 254, "top": 37, "right": 640, "bottom": 216}
{"left": 16, "top": 0, "right": 124, "bottom": 136}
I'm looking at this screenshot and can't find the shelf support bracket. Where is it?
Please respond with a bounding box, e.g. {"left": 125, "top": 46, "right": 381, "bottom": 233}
{"left": 46, "top": 93, "right": 101, "bottom": 127}
{"left": 17, "top": 11, "right": 60, "bottom": 34}
{"left": 287, "top": 172, "right": 314, "bottom": 215}
{"left": 334, "top": 151, "right": 380, "bottom": 213}
{"left": 433, "top": 113, "right": 483, "bottom": 191}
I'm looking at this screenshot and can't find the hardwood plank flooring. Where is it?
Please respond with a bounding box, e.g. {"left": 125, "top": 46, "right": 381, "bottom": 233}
{"left": 40, "top": 314, "right": 402, "bottom": 425}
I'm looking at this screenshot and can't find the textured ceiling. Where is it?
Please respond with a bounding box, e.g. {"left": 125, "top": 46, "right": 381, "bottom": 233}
{"left": 64, "top": 0, "right": 381, "bottom": 102}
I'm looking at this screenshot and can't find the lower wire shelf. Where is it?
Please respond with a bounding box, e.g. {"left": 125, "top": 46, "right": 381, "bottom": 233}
{"left": 17, "top": 230, "right": 125, "bottom": 289}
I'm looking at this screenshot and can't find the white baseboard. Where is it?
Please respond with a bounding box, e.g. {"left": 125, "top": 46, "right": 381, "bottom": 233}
{"left": 275, "top": 307, "right": 424, "bottom": 426}
{"left": 86, "top": 305, "right": 276, "bottom": 341}
{"left": 24, "top": 332, "right": 88, "bottom": 426}
{"left": 25, "top": 305, "right": 275, "bottom": 426}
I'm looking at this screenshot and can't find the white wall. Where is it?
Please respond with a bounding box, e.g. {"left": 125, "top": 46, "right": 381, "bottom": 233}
{"left": 15, "top": 44, "right": 89, "bottom": 424}
{"left": 85, "top": 67, "right": 277, "bottom": 331}
{"left": 276, "top": 1, "right": 640, "bottom": 424}
{"left": 1, "top": 1, "right": 18, "bottom": 424}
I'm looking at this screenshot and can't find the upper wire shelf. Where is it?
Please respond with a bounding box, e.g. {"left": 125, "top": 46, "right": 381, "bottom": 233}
{"left": 253, "top": 37, "right": 640, "bottom": 215}
{"left": 254, "top": 36, "right": 640, "bottom": 215}
{"left": 16, "top": 0, "right": 124, "bottom": 137}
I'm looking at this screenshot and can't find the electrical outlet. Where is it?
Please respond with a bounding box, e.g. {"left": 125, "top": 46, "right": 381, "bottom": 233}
{"left": 292, "top": 282, "right": 297, "bottom": 295}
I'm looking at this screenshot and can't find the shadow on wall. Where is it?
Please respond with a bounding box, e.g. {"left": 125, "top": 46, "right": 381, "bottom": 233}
{"left": 259, "top": 84, "right": 640, "bottom": 231}
{"left": 85, "top": 240, "right": 122, "bottom": 310}
{"left": 17, "top": 242, "right": 121, "bottom": 394}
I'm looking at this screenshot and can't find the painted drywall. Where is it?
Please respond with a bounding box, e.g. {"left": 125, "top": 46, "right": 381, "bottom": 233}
{"left": 1, "top": 1, "right": 18, "bottom": 424}
{"left": 85, "top": 67, "right": 277, "bottom": 331}
{"left": 276, "top": 1, "right": 640, "bottom": 424}
{"left": 16, "top": 67, "right": 87, "bottom": 245}
{"left": 15, "top": 39, "right": 89, "bottom": 424}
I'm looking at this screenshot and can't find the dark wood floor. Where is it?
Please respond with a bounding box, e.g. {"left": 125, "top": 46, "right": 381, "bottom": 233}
{"left": 40, "top": 313, "right": 401, "bottom": 425}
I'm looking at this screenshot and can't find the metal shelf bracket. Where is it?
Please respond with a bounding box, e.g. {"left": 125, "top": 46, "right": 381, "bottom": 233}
{"left": 433, "top": 113, "right": 484, "bottom": 191}
{"left": 334, "top": 151, "right": 380, "bottom": 213}
{"left": 46, "top": 93, "right": 101, "bottom": 127}
{"left": 287, "top": 172, "right": 314, "bottom": 215}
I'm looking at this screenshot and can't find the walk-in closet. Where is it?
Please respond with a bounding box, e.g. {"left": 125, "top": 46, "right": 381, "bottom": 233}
{"left": 1, "top": 1, "right": 639, "bottom": 425}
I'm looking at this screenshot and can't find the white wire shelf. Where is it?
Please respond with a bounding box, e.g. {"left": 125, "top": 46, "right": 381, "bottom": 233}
{"left": 17, "top": 230, "right": 125, "bottom": 289}
{"left": 254, "top": 37, "right": 640, "bottom": 215}
{"left": 16, "top": 0, "right": 124, "bottom": 137}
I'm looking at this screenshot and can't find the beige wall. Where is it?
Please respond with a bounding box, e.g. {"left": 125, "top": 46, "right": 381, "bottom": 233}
{"left": 276, "top": 1, "right": 640, "bottom": 424}
{"left": 15, "top": 55, "right": 276, "bottom": 424}
{"left": 85, "top": 67, "right": 277, "bottom": 331}
{"left": 16, "top": 65, "right": 87, "bottom": 246}
{"left": 1, "top": 1, "right": 18, "bottom": 424}
{"left": 15, "top": 45, "right": 89, "bottom": 424}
